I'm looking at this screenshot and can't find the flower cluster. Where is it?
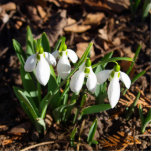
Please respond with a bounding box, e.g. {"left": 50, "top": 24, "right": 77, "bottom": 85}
{"left": 24, "top": 43, "right": 131, "bottom": 108}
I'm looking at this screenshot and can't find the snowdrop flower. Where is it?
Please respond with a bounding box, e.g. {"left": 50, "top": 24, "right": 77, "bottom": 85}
{"left": 70, "top": 58, "right": 97, "bottom": 93}
{"left": 52, "top": 44, "right": 78, "bottom": 80}
{"left": 96, "top": 64, "right": 131, "bottom": 108}
{"left": 24, "top": 46, "right": 56, "bottom": 86}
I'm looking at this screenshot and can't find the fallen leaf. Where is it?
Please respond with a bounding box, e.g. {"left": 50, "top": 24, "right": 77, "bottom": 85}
{"left": 76, "top": 42, "right": 95, "bottom": 59}
{"left": 37, "top": 5, "right": 46, "bottom": 18}
{"left": 64, "top": 18, "right": 91, "bottom": 33}
{"left": 2, "top": 136, "right": 20, "bottom": 146}
{"left": 122, "top": 47, "right": 135, "bottom": 58}
{"left": 98, "top": 29, "right": 109, "bottom": 41}
{"left": 83, "top": 13, "right": 105, "bottom": 25}
{"left": 8, "top": 122, "right": 31, "bottom": 135}
{"left": 0, "top": 2, "right": 16, "bottom": 11}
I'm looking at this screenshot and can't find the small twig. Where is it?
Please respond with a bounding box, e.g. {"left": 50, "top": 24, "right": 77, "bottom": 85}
{"left": 135, "top": 134, "right": 151, "bottom": 137}
{"left": 0, "top": 47, "right": 8, "bottom": 57}
{"left": 20, "top": 141, "right": 54, "bottom": 151}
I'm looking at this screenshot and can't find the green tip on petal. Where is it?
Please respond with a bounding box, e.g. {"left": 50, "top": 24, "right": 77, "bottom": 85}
{"left": 84, "top": 67, "right": 90, "bottom": 74}
{"left": 85, "top": 58, "right": 91, "bottom": 67}
{"left": 39, "top": 46, "right": 44, "bottom": 54}
{"left": 114, "top": 64, "right": 120, "bottom": 72}
{"left": 62, "top": 44, "right": 67, "bottom": 51}
{"left": 37, "top": 54, "right": 40, "bottom": 60}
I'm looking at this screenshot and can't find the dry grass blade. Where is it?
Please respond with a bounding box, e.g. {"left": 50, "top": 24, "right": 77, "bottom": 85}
{"left": 99, "top": 131, "right": 141, "bottom": 150}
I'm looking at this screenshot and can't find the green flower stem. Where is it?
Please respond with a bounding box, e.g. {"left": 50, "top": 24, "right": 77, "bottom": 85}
{"left": 92, "top": 57, "right": 133, "bottom": 69}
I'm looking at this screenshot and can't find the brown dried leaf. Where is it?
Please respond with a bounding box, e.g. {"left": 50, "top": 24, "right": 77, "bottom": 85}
{"left": 83, "top": 13, "right": 105, "bottom": 25}
{"left": 2, "top": 136, "right": 20, "bottom": 146}
{"left": 98, "top": 29, "right": 109, "bottom": 41}
{"left": 64, "top": 18, "right": 91, "bottom": 33}
{"left": 37, "top": 5, "right": 46, "bottom": 19}
{"left": 8, "top": 122, "right": 31, "bottom": 135}
{"left": 76, "top": 42, "right": 95, "bottom": 59}
{"left": 0, "top": 2, "right": 16, "bottom": 11}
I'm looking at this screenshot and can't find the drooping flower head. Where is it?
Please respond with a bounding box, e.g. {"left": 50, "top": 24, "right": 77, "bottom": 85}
{"left": 70, "top": 58, "right": 97, "bottom": 93}
{"left": 52, "top": 44, "right": 78, "bottom": 80}
{"left": 96, "top": 63, "right": 131, "bottom": 108}
{"left": 24, "top": 45, "right": 56, "bottom": 86}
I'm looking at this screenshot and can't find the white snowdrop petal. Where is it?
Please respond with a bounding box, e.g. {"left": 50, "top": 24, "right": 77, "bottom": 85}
{"left": 44, "top": 52, "right": 56, "bottom": 66}
{"left": 108, "top": 77, "right": 120, "bottom": 108}
{"left": 70, "top": 71, "right": 85, "bottom": 93}
{"left": 24, "top": 54, "right": 37, "bottom": 72}
{"left": 96, "top": 70, "right": 112, "bottom": 84}
{"left": 120, "top": 71, "right": 131, "bottom": 89}
{"left": 57, "top": 56, "right": 71, "bottom": 80}
{"left": 35, "top": 55, "right": 50, "bottom": 86}
{"left": 52, "top": 50, "right": 59, "bottom": 59}
{"left": 67, "top": 49, "right": 78, "bottom": 63}
{"left": 86, "top": 70, "right": 97, "bottom": 93}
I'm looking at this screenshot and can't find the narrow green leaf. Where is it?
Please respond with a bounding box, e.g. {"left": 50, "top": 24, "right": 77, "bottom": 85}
{"left": 142, "top": 0, "right": 151, "bottom": 19}
{"left": 139, "top": 104, "right": 144, "bottom": 124}
{"left": 131, "top": 70, "right": 146, "bottom": 84}
{"left": 70, "top": 127, "right": 77, "bottom": 146}
{"left": 48, "top": 65, "right": 58, "bottom": 93}
{"left": 13, "top": 86, "right": 34, "bottom": 121}
{"left": 142, "top": 109, "right": 151, "bottom": 133}
{"left": 126, "top": 92, "right": 140, "bottom": 120}
{"left": 13, "top": 86, "right": 38, "bottom": 120}
{"left": 26, "top": 26, "right": 34, "bottom": 55}
{"left": 87, "top": 119, "right": 97, "bottom": 145}
{"left": 127, "top": 45, "right": 141, "bottom": 75}
{"left": 82, "top": 104, "right": 111, "bottom": 115}
{"left": 13, "top": 39, "right": 25, "bottom": 66}
{"left": 53, "top": 37, "right": 65, "bottom": 52}
{"left": 41, "top": 32, "right": 51, "bottom": 52}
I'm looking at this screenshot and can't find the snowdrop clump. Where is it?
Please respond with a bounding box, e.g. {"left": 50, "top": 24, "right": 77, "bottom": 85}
{"left": 96, "top": 64, "right": 131, "bottom": 108}
{"left": 24, "top": 46, "right": 56, "bottom": 86}
{"left": 52, "top": 44, "right": 78, "bottom": 80}
{"left": 70, "top": 58, "right": 97, "bottom": 93}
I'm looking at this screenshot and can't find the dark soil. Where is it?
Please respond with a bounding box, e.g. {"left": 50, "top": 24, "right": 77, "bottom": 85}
{"left": 0, "top": 0, "right": 151, "bottom": 151}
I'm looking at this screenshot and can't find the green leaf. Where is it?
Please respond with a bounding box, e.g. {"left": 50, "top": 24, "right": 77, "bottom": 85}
{"left": 131, "top": 70, "right": 146, "bottom": 84}
{"left": 26, "top": 26, "right": 34, "bottom": 55}
{"left": 20, "top": 66, "right": 39, "bottom": 103}
{"left": 142, "top": 109, "right": 151, "bottom": 133}
{"left": 13, "top": 86, "right": 38, "bottom": 120}
{"left": 126, "top": 92, "right": 140, "bottom": 120}
{"left": 70, "top": 127, "right": 77, "bottom": 146}
{"left": 13, "top": 86, "right": 34, "bottom": 121}
{"left": 53, "top": 37, "right": 65, "bottom": 52}
{"left": 87, "top": 119, "right": 97, "bottom": 145}
{"left": 48, "top": 65, "right": 58, "bottom": 93}
{"left": 139, "top": 104, "right": 144, "bottom": 124}
{"left": 13, "top": 39, "right": 25, "bottom": 66}
{"left": 127, "top": 45, "right": 141, "bottom": 75}
{"left": 142, "top": 0, "right": 151, "bottom": 19}
{"left": 82, "top": 104, "right": 111, "bottom": 115}
{"left": 41, "top": 32, "right": 51, "bottom": 52}
{"left": 92, "top": 57, "right": 133, "bottom": 69}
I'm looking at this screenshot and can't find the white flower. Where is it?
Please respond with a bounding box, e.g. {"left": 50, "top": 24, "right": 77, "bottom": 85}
{"left": 24, "top": 52, "right": 56, "bottom": 86}
{"left": 52, "top": 48, "right": 78, "bottom": 79}
{"left": 70, "top": 60, "right": 97, "bottom": 93}
{"left": 96, "top": 66, "right": 131, "bottom": 108}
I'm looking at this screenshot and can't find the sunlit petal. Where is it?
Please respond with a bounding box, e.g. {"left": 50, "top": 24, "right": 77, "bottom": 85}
{"left": 24, "top": 54, "right": 37, "bottom": 72}
{"left": 57, "top": 55, "right": 71, "bottom": 79}
{"left": 86, "top": 69, "right": 97, "bottom": 93}
{"left": 120, "top": 71, "right": 131, "bottom": 89}
{"left": 70, "top": 71, "right": 85, "bottom": 93}
{"left": 108, "top": 76, "right": 120, "bottom": 108}
{"left": 44, "top": 52, "right": 56, "bottom": 66}
{"left": 67, "top": 49, "right": 78, "bottom": 63}
{"left": 35, "top": 54, "right": 50, "bottom": 86}
{"left": 96, "top": 70, "right": 112, "bottom": 84}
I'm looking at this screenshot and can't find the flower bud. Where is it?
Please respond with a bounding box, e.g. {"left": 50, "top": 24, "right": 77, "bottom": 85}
{"left": 85, "top": 58, "right": 91, "bottom": 67}
{"left": 114, "top": 64, "right": 120, "bottom": 72}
